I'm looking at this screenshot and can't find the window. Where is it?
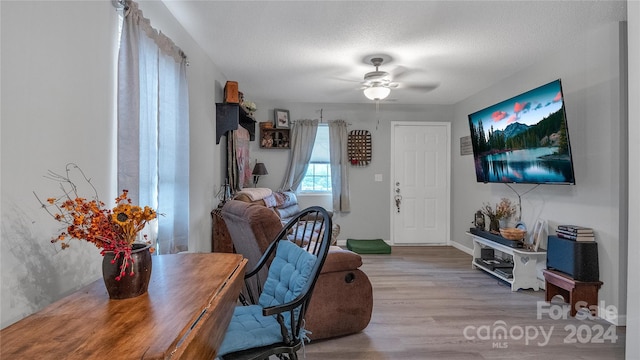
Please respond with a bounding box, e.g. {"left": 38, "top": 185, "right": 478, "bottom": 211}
{"left": 300, "top": 125, "right": 331, "bottom": 192}
{"left": 117, "top": 3, "right": 189, "bottom": 254}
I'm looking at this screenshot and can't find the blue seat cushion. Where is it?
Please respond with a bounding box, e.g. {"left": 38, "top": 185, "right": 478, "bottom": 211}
{"left": 258, "top": 240, "right": 317, "bottom": 308}
{"left": 218, "top": 240, "right": 317, "bottom": 356}
{"left": 217, "top": 305, "right": 283, "bottom": 356}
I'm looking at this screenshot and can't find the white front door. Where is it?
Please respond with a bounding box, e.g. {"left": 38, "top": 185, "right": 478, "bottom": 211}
{"left": 391, "top": 122, "right": 450, "bottom": 245}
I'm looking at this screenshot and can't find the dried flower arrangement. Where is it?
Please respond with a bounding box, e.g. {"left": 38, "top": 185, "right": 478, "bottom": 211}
{"left": 34, "top": 163, "right": 157, "bottom": 280}
{"left": 481, "top": 198, "right": 517, "bottom": 221}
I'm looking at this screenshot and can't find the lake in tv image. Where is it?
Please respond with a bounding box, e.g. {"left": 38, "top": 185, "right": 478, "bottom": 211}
{"left": 468, "top": 79, "right": 576, "bottom": 184}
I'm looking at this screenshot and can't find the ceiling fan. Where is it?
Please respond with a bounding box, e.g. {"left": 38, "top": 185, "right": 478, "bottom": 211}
{"left": 362, "top": 57, "right": 396, "bottom": 100}
{"left": 359, "top": 55, "right": 439, "bottom": 101}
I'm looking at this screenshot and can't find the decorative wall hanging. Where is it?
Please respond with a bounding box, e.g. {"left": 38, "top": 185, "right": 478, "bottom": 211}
{"left": 274, "top": 109, "right": 290, "bottom": 128}
{"left": 348, "top": 130, "right": 372, "bottom": 166}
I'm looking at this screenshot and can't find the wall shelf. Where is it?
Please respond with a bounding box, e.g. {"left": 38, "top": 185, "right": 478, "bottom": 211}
{"left": 215, "top": 103, "right": 256, "bottom": 144}
{"left": 260, "top": 127, "right": 290, "bottom": 149}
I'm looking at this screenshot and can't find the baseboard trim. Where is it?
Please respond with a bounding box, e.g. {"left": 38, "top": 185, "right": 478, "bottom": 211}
{"left": 450, "top": 240, "right": 473, "bottom": 255}
{"left": 600, "top": 307, "right": 626, "bottom": 326}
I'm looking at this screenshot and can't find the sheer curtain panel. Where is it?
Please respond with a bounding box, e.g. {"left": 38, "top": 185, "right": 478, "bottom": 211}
{"left": 117, "top": 1, "right": 189, "bottom": 254}
{"left": 329, "top": 120, "right": 350, "bottom": 212}
{"left": 280, "top": 119, "right": 318, "bottom": 192}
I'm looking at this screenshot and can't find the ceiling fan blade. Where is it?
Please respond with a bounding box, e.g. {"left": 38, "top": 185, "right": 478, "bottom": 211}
{"left": 391, "top": 66, "right": 427, "bottom": 81}
{"left": 400, "top": 82, "right": 440, "bottom": 92}
{"left": 330, "top": 76, "right": 361, "bottom": 84}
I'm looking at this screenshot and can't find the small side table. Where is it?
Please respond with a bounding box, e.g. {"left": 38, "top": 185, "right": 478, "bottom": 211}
{"left": 211, "top": 208, "right": 234, "bottom": 253}
{"left": 542, "top": 269, "right": 603, "bottom": 317}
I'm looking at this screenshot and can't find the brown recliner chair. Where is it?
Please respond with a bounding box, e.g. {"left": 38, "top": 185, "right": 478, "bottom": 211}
{"left": 221, "top": 200, "right": 373, "bottom": 340}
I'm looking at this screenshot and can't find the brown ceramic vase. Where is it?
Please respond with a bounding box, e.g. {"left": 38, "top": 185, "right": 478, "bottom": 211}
{"left": 102, "top": 243, "right": 152, "bottom": 299}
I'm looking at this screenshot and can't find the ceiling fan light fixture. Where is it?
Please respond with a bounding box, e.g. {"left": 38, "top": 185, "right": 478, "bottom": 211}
{"left": 363, "top": 85, "right": 391, "bottom": 100}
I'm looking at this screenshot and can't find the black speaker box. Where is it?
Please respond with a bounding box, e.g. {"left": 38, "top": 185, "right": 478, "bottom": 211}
{"left": 481, "top": 248, "right": 495, "bottom": 260}
{"left": 546, "top": 235, "right": 599, "bottom": 282}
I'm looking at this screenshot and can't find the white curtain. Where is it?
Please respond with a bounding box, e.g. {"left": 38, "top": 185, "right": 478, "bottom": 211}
{"left": 280, "top": 119, "right": 318, "bottom": 191}
{"left": 117, "top": 1, "right": 189, "bottom": 254}
{"left": 329, "top": 120, "right": 350, "bottom": 212}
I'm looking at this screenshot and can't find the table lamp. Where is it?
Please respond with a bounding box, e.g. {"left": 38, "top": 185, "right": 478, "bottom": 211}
{"left": 252, "top": 162, "right": 268, "bottom": 187}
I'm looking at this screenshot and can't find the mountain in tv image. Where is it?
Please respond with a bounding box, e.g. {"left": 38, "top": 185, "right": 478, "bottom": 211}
{"left": 468, "top": 80, "right": 576, "bottom": 184}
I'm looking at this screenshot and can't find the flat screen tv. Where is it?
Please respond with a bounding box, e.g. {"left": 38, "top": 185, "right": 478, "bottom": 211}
{"left": 468, "top": 79, "right": 576, "bottom": 184}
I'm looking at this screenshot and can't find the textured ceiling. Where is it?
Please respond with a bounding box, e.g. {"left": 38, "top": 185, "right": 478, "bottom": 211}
{"left": 161, "top": 0, "right": 626, "bottom": 105}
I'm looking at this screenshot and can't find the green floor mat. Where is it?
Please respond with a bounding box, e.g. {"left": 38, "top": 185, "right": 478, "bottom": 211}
{"left": 346, "top": 238, "right": 392, "bottom": 254}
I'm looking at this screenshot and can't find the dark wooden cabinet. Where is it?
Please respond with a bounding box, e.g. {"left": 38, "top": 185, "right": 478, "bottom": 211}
{"left": 260, "top": 128, "right": 290, "bottom": 149}
{"left": 216, "top": 103, "right": 256, "bottom": 144}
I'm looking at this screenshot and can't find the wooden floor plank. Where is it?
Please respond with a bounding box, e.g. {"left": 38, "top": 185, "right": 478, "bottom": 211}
{"left": 302, "top": 246, "right": 625, "bottom": 360}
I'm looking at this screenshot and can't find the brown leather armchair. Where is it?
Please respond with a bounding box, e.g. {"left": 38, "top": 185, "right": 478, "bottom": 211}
{"left": 220, "top": 200, "right": 373, "bottom": 340}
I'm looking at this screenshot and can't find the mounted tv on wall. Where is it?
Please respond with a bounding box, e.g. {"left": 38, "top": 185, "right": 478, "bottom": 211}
{"left": 468, "top": 79, "right": 576, "bottom": 184}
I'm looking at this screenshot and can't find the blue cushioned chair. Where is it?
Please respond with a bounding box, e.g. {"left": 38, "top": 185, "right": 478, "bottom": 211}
{"left": 217, "top": 206, "right": 332, "bottom": 360}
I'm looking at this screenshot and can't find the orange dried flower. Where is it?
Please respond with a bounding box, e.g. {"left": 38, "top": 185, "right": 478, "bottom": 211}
{"left": 35, "top": 163, "right": 157, "bottom": 280}
{"left": 481, "top": 198, "right": 516, "bottom": 220}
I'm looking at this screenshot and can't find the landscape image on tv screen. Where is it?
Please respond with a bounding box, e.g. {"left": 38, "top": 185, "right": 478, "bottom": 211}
{"left": 468, "top": 79, "right": 576, "bottom": 184}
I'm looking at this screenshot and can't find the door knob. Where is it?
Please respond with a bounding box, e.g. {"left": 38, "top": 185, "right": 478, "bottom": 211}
{"left": 394, "top": 195, "right": 402, "bottom": 213}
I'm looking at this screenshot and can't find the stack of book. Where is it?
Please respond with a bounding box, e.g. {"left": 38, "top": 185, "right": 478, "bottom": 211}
{"left": 556, "top": 225, "right": 595, "bottom": 242}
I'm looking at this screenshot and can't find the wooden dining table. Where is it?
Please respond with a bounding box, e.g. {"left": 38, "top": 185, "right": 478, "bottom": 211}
{"left": 0, "top": 252, "right": 247, "bottom": 359}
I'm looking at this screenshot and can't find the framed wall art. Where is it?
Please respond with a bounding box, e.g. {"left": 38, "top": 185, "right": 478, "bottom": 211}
{"left": 274, "top": 109, "right": 290, "bottom": 128}
{"left": 530, "top": 218, "right": 548, "bottom": 252}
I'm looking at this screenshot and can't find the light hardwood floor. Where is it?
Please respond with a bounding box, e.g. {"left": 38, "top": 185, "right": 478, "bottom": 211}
{"left": 303, "top": 246, "right": 625, "bottom": 360}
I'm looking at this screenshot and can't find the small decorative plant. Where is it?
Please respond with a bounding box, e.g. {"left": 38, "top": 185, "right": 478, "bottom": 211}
{"left": 241, "top": 98, "right": 257, "bottom": 114}
{"left": 243, "top": 100, "right": 257, "bottom": 113}
{"left": 481, "top": 198, "right": 517, "bottom": 231}
{"left": 481, "top": 198, "right": 516, "bottom": 220}
{"left": 35, "top": 163, "right": 157, "bottom": 280}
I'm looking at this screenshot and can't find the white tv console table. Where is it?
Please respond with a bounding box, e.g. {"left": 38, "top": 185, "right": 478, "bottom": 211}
{"left": 468, "top": 232, "right": 546, "bottom": 291}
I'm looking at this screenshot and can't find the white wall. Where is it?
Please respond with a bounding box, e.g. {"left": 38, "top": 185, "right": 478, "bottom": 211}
{"left": 451, "top": 22, "right": 628, "bottom": 325}
{"left": 0, "top": 0, "right": 226, "bottom": 329}
{"left": 244, "top": 101, "right": 453, "bottom": 242}
{"left": 1, "top": 0, "right": 118, "bottom": 329}
{"left": 625, "top": 0, "right": 639, "bottom": 357}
